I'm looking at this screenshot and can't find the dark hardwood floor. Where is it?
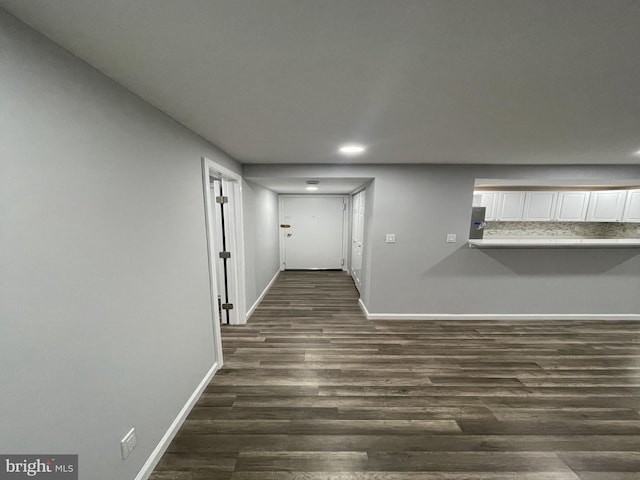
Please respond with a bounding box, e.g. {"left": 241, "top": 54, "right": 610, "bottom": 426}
{"left": 150, "top": 271, "right": 640, "bottom": 480}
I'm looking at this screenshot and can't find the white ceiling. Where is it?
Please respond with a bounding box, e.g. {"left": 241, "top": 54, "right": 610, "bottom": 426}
{"left": 3, "top": 0, "right": 640, "bottom": 166}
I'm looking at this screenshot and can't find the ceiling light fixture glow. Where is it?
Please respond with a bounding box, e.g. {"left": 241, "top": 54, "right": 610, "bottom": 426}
{"left": 633, "top": 149, "right": 640, "bottom": 156}
{"left": 305, "top": 180, "right": 319, "bottom": 191}
{"left": 338, "top": 144, "right": 366, "bottom": 156}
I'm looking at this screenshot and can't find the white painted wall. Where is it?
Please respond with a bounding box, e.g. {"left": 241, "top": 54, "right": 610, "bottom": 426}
{"left": 242, "top": 179, "right": 280, "bottom": 312}
{"left": 0, "top": 10, "right": 241, "bottom": 480}
{"left": 244, "top": 164, "right": 640, "bottom": 317}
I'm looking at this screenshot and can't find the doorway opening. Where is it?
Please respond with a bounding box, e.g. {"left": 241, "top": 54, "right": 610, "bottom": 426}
{"left": 202, "top": 157, "right": 247, "bottom": 340}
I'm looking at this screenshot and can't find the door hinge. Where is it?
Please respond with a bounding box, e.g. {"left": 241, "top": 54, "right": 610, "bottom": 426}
{"left": 221, "top": 303, "right": 234, "bottom": 310}
{"left": 219, "top": 251, "right": 231, "bottom": 259}
{"left": 216, "top": 195, "right": 229, "bottom": 204}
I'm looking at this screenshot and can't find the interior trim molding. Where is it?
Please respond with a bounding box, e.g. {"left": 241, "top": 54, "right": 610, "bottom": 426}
{"left": 358, "top": 299, "right": 640, "bottom": 321}
{"left": 246, "top": 269, "right": 280, "bottom": 320}
{"left": 135, "top": 361, "right": 221, "bottom": 480}
{"left": 202, "top": 156, "right": 247, "bottom": 327}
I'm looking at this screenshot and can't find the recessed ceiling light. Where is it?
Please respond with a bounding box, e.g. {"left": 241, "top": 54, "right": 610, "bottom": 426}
{"left": 305, "top": 180, "right": 319, "bottom": 191}
{"left": 338, "top": 144, "right": 366, "bottom": 156}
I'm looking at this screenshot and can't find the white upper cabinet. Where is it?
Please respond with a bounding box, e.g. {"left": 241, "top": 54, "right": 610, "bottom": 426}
{"left": 523, "top": 191, "right": 558, "bottom": 221}
{"left": 475, "top": 192, "right": 499, "bottom": 221}
{"left": 555, "top": 191, "right": 591, "bottom": 221}
{"left": 476, "top": 191, "right": 526, "bottom": 221}
{"left": 586, "top": 190, "right": 628, "bottom": 222}
{"left": 474, "top": 185, "right": 640, "bottom": 223}
{"left": 622, "top": 189, "right": 640, "bottom": 222}
{"left": 496, "top": 191, "right": 526, "bottom": 221}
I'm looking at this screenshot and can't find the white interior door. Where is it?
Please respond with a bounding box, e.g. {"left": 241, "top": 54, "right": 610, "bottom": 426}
{"left": 203, "top": 157, "right": 247, "bottom": 329}
{"left": 351, "top": 190, "right": 365, "bottom": 291}
{"left": 281, "top": 196, "right": 346, "bottom": 270}
{"left": 210, "top": 178, "right": 239, "bottom": 324}
{"left": 210, "top": 180, "right": 226, "bottom": 322}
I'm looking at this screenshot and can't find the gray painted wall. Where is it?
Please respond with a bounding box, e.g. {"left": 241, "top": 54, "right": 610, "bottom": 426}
{"left": 0, "top": 10, "right": 240, "bottom": 480}
{"left": 242, "top": 179, "right": 280, "bottom": 311}
{"left": 244, "top": 164, "right": 640, "bottom": 315}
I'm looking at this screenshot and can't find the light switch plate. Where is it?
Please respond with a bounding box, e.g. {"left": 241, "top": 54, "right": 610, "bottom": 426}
{"left": 385, "top": 234, "right": 396, "bottom": 243}
{"left": 121, "top": 427, "right": 137, "bottom": 460}
{"left": 446, "top": 233, "right": 457, "bottom": 243}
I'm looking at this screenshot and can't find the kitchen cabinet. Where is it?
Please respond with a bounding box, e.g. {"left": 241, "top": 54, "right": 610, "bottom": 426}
{"left": 555, "top": 191, "right": 591, "bottom": 221}
{"left": 622, "top": 189, "right": 640, "bottom": 222}
{"left": 475, "top": 192, "right": 499, "bottom": 221}
{"left": 523, "top": 191, "right": 557, "bottom": 221}
{"left": 495, "top": 191, "right": 526, "bottom": 221}
{"left": 473, "top": 187, "right": 640, "bottom": 223}
{"left": 586, "top": 190, "right": 628, "bottom": 222}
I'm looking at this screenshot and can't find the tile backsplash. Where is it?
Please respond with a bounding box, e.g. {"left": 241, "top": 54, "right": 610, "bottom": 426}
{"left": 484, "top": 222, "right": 640, "bottom": 239}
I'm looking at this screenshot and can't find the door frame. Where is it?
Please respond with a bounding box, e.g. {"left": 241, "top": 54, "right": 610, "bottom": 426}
{"left": 350, "top": 188, "right": 366, "bottom": 293}
{"left": 278, "top": 194, "right": 350, "bottom": 271}
{"left": 209, "top": 177, "right": 241, "bottom": 325}
{"left": 202, "top": 157, "right": 247, "bottom": 336}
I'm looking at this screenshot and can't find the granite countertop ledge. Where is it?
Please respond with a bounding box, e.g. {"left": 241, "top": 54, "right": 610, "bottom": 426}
{"left": 468, "top": 238, "right": 640, "bottom": 248}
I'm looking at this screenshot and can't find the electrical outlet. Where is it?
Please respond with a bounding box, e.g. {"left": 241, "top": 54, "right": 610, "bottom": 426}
{"left": 121, "top": 428, "right": 137, "bottom": 460}
{"left": 385, "top": 234, "right": 396, "bottom": 243}
{"left": 446, "top": 233, "right": 457, "bottom": 243}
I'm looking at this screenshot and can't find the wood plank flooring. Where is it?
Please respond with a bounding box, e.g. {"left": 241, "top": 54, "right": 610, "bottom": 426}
{"left": 150, "top": 271, "right": 640, "bottom": 480}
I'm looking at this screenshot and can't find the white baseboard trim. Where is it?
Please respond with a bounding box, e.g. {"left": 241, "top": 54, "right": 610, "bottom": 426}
{"left": 135, "top": 361, "right": 221, "bottom": 480}
{"left": 358, "top": 299, "right": 640, "bottom": 321}
{"left": 246, "top": 270, "right": 280, "bottom": 320}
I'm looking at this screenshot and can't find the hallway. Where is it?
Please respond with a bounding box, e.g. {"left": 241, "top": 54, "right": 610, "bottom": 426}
{"left": 150, "top": 271, "right": 640, "bottom": 479}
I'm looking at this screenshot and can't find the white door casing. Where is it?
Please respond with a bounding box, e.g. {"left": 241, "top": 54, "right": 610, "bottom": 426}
{"left": 209, "top": 178, "right": 241, "bottom": 325}
{"left": 351, "top": 190, "right": 365, "bottom": 292}
{"left": 202, "top": 157, "right": 246, "bottom": 333}
{"left": 209, "top": 180, "right": 226, "bottom": 322}
{"left": 280, "top": 195, "right": 347, "bottom": 270}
